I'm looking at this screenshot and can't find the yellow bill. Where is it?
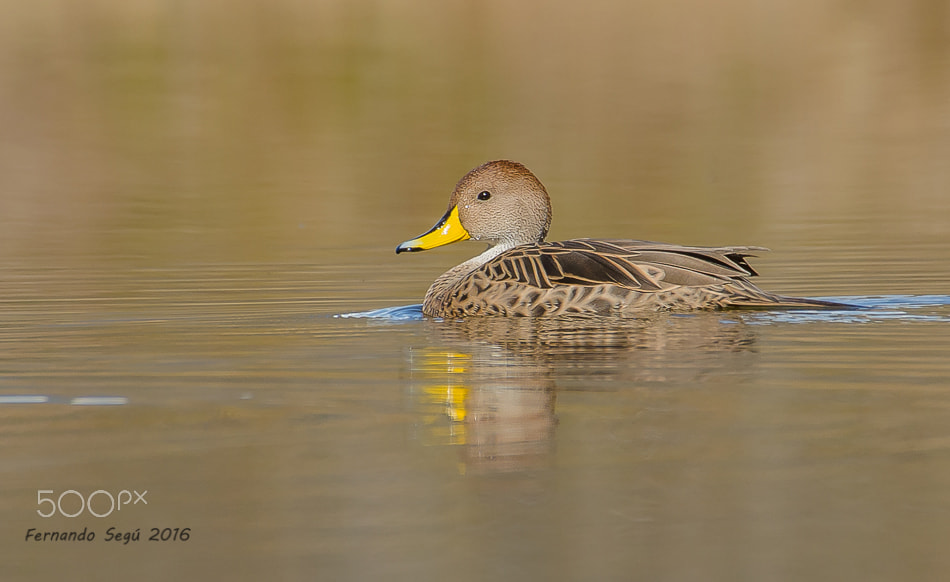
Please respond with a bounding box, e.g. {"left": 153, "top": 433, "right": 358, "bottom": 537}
{"left": 396, "top": 206, "right": 471, "bottom": 253}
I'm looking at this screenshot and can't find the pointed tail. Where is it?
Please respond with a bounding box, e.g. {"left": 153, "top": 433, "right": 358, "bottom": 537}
{"left": 728, "top": 294, "right": 860, "bottom": 310}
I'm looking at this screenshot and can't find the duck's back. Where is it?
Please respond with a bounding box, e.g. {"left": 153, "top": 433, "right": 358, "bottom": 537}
{"left": 425, "top": 239, "right": 841, "bottom": 317}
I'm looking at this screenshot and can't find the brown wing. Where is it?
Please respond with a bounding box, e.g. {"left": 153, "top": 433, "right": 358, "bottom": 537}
{"left": 478, "top": 239, "right": 767, "bottom": 290}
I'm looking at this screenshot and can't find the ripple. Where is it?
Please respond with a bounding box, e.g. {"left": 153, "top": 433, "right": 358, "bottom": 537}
{"left": 335, "top": 304, "right": 425, "bottom": 321}
{"left": 0, "top": 395, "right": 50, "bottom": 404}
{"left": 842, "top": 295, "right": 950, "bottom": 309}
{"left": 70, "top": 396, "right": 130, "bottom": 406}
{"left": 0, "top": 395, "right": 131, "bottom": 406}
{"left": 745, "top": 295, "right": 950, "bottom": 324}
{"left": 335, "top": 296, "right": 950, "bottom": 325}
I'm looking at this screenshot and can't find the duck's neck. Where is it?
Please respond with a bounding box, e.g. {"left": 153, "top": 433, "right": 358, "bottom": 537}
{"left": 423, "top": 242, "right": 513, "bottom": 316}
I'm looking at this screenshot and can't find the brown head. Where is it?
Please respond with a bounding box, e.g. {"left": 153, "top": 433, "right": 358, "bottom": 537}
{"left": 396, "top": 160, "right": 552, "bottom": 253}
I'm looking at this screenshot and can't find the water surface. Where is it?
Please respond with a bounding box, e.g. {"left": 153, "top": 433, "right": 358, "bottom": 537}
{"left": 2, "top": 1, "right": 950, "bottom": 581}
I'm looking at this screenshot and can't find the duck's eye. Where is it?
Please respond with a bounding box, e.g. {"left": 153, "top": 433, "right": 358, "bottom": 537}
{"left": 477, "top": 191, "right": 491, "bottom": 201}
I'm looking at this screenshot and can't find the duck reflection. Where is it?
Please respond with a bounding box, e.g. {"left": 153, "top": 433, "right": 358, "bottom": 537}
{"left": 410, "top": 313, "right": 759, "bottom": 474}
{"left": 412, "top": 348, "right": 557, "bottom": 475}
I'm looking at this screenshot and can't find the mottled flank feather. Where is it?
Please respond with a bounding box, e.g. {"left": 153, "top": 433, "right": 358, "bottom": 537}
{"left": 428, "top": 239, "right": 843, "bottom": 317}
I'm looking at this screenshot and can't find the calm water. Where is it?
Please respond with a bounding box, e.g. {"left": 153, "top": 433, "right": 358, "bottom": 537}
{"left": 2, "top": 1, "right": 950, "bottom": 581}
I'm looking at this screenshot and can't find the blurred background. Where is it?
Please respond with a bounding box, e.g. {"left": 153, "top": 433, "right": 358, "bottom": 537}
{"left": 1, "top": 0, "right": 947, "bottom": 281}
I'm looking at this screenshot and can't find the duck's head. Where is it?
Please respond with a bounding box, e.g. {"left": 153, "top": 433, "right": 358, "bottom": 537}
{"left": 396, "top": 160, "right": 552, "bottom": 254}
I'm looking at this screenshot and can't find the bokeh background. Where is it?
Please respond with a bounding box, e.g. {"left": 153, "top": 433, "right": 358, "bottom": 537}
{"left": 1, "top": 0, "right": 947, "bottom": 279}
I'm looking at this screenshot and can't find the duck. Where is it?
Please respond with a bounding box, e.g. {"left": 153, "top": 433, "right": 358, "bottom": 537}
{"left": 396, "top": 160, "right": 848, "bottom": 318}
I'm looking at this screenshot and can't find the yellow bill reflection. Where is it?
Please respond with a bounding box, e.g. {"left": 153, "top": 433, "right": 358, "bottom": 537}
{"left": 410, "top": 348, "right": 557, "bottom": 474}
